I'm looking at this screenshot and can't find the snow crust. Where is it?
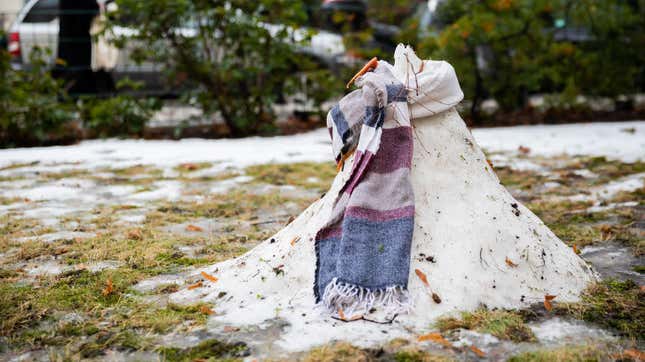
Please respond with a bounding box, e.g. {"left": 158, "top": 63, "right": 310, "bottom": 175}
{"left": 0, "top": 122, "right": 642, "bottom": 174}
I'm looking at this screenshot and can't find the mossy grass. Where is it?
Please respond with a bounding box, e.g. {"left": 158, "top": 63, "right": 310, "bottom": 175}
{"left": 572, "top": 156, "right": 645, "bottom": 179}
{"left": 554, "top": 279, "right": 644, "bottom": 339}
{"left": 495, "top": 167, "right": 546, "bottom": 192}
{"left": 1, "top": 267, "right": 217, "bottom": 355}
{"left": 435, "top": 309, "right": 535, "bottom": 342}
{"left": 301, "top": 341, "right": 455, "bottom": 362}
{"left": 527, "top": 198, "right": 642, "bottom": 251}
{"left": 245, "top": 162, "right": 336, "bottom": 191}
{"left": 157, "top": 339, "right": 249, "bottom": 361}
{"left": 507, "top": 344, "right": 611, "bottom": 362}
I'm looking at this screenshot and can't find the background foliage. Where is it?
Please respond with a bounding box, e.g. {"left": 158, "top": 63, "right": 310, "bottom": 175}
{"left": 398, "top": 0, "right": 645, "bottom": 118}
{"left": 106, "top": 0, "right": 340, "bottom": 137}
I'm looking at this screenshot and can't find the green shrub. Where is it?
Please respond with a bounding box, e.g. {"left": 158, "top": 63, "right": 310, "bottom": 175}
{"left": 106, "top": 0, "right": 341, "bottom": 137}
{"left": 402, "top": 0, "right": 644, "bottom": 120}
{"left": 0, "top": 46, "right": 77, "bottom": 148}
{"left": 78, "top": 80, "right": 161, "bottom": 138}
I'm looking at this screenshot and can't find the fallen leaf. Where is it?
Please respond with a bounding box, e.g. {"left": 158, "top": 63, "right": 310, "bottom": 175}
{"left": 415, "top": 268, "right": 429, "bottom": 287}
{"left": 126, "top": 229, "right": 143, "bottom": 240}
{"left": 486, "top": 159, "right": 494, "bottom": 168}
{"left": 186, "top": 224, "right": 204, "bottom": 232}
{"left": 622, "top": 349, "right": 645, "bottom": 360}
{"left": 432, "top": 293, "right": 442, "bottom": 304}
{"left": 469, "top": 345, "right": 486, "bottom": 357}
{"left": 180, "top": 163, "right": 199, "bottom": 171}
{"left": 290, "top": 236, "right": 301, "bottom": 246}
{"left": 418, "top": 333, "right": 452, "bottom": 348}
{"left": 187, "top": 281, "right": 203, "bottom": 290}
{"left": 544, "top": 294, "right": 556, "bottom": 311}
{"left": 201, "top": 271, "right": 218, "bottom": 283}
{"left": 223, "top": 326, "right": 240, "bottom": 332}
{"left": 102, "top": 278, "right": 114, "bottom": 296}
{"left": 200, "top": 305, "right": 214, "bottom": 315}
{"left": 518, "top": 145, "right": 531, "bottom": 154}
{"left": 572, "top": 244, "right": 580, "bottom": 254}
{"left": 338, "top": 308, "right": 346, "bottom": 320}
{"left": 505, "top": 257, "right": 518, "bottom": 267}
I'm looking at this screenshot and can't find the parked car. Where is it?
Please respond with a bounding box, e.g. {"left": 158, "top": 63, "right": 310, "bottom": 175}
{"left": 7, "top": 0, "right": 351, "bottom": 95}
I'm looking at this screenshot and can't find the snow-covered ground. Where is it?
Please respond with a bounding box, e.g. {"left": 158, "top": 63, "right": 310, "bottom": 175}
{"left": 0, "top": 121, "right": 643, "bottom": 172}
{"left": 0, "top": 121, "right": 642, "bottom": 360}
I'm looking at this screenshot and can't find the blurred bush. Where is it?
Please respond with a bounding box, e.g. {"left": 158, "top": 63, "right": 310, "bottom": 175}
{"left": 0, "top": 41, "right": 162, "bottom": 148}
{"left": 0, "top": 46, "right": 78, "bottom": 148}
{"left": 78, "top": 79, "right": 162, "bottom": 138}
{"left": 399, "top": 0, "right": 645, "bottom": 120}
{"left": 105, "top": 0, "right": 341, "bottom": 137}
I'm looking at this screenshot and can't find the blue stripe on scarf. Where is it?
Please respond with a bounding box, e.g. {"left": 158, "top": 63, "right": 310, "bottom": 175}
{"left": 331, "top": 104, "right": 352, "bottom": 143}
{"left": 387, "top": 84, "right": 407, "bottom": 103}
{"left": 363, "top": 106, "right": 385, "bottom": 128}
{"left": 316, "top": 216, "right": 413, "bottom": 298}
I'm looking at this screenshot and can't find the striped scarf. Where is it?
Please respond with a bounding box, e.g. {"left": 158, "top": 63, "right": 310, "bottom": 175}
{"left": 315, "top": 61, "right": 414, "bottom": 321}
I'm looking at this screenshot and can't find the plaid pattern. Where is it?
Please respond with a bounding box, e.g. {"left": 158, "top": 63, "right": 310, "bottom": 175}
{"left": 315, "top": 61, "right": 414, "bottom": 320}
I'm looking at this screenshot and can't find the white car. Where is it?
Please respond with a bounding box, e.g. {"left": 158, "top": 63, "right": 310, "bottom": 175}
{"left": 8, "top": 0, "right": 349, "bottom": 94}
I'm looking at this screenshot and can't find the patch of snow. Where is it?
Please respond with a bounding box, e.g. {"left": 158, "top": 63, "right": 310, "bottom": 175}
{"left": 529, "top": 318, "right": 614, "bottom": 344}
{"left": 117, "top": 213, "right": 147, "bottom": 224}
{"left": 86, "top": 260, "right": 121, "bottom": 272}
{"left": 128, "top": 180, "right": 183, "bottom": 201}
{"left": 572, "top": 169, "right": 598, "bottom": 179}
{"left": 587, "top": 201, "right": 638, "bottom": 213}
{"left": 472, "top": 121, "right": 645, "bottom": 163}
{"left": 25, "top": 260, "right": 69, "bottom": 276}
{"left": 210, "top": 176, "right": 253, "bottom": 194}
{"left": 133, "top": 273, "right": 193, "bottom": 294}
{"left": 453, "top": 329, "right": 500, "bottom": 348}
{"left": 18, "top": 231, "right": 95, "bottom": 243}
{"left": 568, "top": 172, "right": 644, "bottom": 202}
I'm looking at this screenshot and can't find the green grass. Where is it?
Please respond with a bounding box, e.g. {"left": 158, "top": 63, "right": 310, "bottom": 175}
{"left": 245, "top": 162, "right": 336, "bottom": 191}
{"left": 158, "top": 339, "right": 248, "bottom": 362}
{"left": 508, "top": 344, "right": 610, "bottom": 362}
{"left": 554, "top": 279, "right": 644, "bottom": 339}
{"left": 435, "top": 309, "right": 535, "bottom": 342}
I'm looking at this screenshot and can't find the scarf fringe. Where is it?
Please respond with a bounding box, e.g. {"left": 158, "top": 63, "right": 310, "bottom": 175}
{"left": 320, "top": 278, "right": 413, "bottom": 319}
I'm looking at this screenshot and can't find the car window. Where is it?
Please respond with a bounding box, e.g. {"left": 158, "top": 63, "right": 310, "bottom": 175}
{"left": 23, "top": 0, "right": 60, "bottom": 23}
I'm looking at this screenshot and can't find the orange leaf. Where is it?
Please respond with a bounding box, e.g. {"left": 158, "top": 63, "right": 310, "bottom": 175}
{"left": 545, "top": 294, "right": 557, "bottom": 301}
{"left": 187, "top": 281, "right": 203, "bottom": 290}
{"left": 201, "top": 271, "right": 218, "bottom": 283}
{"left": 290, "top": 236, "right": 301, "bottom": 246}
{"left": 180, "top": 163, "right": 199, "bottom": 171}
{"left": 623, "top": 349, "right": 645, "bottom": 360}
{"left": 505, "top": 257, "right": 518, "bottom": 267}
{"left": 102, "top": 278, "right": 114, "bottom": 296}
{"left": 418, "top": 333, "right": 452, "bottom": 348}
{"left": 415, "top": 269, "right": 429, "bottom": 287}
{"left": 338, "top": 308, "right": 346, "bottom": 320}
{"left": 223, "top": 326, "right": 240, "bottom": 332}
{"left": 470, "top": 345, "right": 486, "bottom": 357}
{"left": 126, "top": 229, "right": 143, "bottom": 240}
{"left": 200, "top": 305, "right": 214, "bottom": 315}
{"left": 572, "top": 244, "right": 580, "bottom": 254}
{"left": 186, "top": 224, "right": 204, "bottom": 232}
{"left": 518, "top": 145, "right": 531, "bottom": 154}
{"left": 544, "top": 294, "right": 556, "bottom": 311}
